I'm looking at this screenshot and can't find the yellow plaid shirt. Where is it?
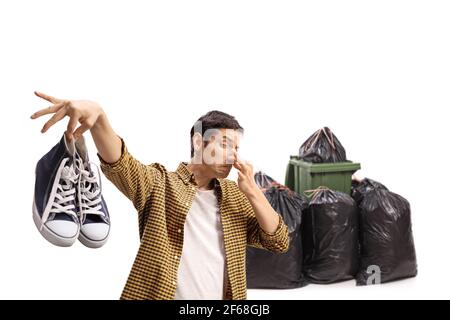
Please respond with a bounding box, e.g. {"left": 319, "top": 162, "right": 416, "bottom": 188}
{"left": 98, "top": 138, "right": 289, "bottom": 300}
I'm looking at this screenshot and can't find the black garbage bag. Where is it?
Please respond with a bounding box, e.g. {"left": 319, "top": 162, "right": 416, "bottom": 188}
{"left": 351, "top": 178, "right": 388, "bottom": 204}
{"left": 247, "top": 174, "right": 308, "bottom": 289}
{"left": 302, "top": 188, "right": 359, "bottom": 283}
{"left": 352, "top": 178, "right": 417, "bottom": 285}
{"left": 254, "top": 171, "right": 277, "bottom": 189}
{"left": 299, "top": 127, "right": 347, "bottom": 163}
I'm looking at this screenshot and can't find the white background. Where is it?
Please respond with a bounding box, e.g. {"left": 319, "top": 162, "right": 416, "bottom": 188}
{"left": 0, "top": 0, "right": 448, "bottom": 299}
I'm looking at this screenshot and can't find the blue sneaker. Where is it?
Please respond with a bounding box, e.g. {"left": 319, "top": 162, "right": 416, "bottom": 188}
{"left": 75, "top": 135, "right": 110, "bottom": 248}
{"left": 33, "top": 134, "right": 80, "bottom": 247}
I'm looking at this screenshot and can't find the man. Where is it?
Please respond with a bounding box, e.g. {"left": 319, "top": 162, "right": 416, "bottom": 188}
{"left": 31, "top": 91, "right": 289, "bottom": 300}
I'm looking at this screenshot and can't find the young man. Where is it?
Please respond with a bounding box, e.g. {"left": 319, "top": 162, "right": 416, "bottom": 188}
{"left": 31, "top": 91, "right": 289, "bottom": 300}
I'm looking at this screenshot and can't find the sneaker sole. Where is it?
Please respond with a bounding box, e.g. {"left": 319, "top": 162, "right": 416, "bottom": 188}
{"left": 32, "top": 199, "right": 79, "bottom": 247}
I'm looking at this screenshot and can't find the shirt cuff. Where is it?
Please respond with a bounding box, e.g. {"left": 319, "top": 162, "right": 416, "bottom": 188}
{"left": 258, "top": 213, "right": 287, "bottom": 242}
{"left": 97, "top": 136, "right": 128, "bottom": 173}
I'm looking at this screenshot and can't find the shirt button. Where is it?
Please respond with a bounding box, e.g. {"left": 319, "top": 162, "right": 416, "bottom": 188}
{"left": 185, "top": 202, "right": 189, "bottom": 207}
{"left": 172, "top": 281, "right": 176, "bottom": 286}
{"left": 192, "top": 187, "right": 196, "bottom": 191}
{"left": 177, "top": 229, "right": 182, "bottom": 233}
{"left": 174, "top": 255, "right": 178, "bottom": 259}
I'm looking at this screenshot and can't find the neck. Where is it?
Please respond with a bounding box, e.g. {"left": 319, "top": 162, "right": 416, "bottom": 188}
{"left": 186, "top": 162, "right": 215, "bottom": 190}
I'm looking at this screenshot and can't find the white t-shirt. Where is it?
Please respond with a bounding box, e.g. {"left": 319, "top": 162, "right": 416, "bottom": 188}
{"left": 174, "top": 188, "right": 228, "bottom": 300}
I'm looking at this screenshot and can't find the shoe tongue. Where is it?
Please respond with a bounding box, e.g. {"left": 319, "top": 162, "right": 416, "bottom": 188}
{"left": 75, "top": 135, "right": 90, "bottom": 162}
{"left": 61, "top": 166, "right": 74, "bottom": 181}
{"left": 83, "top": 163, "right": 99, "bottom": 193}
{"left": 63, "top": 134, "right": 76, "bottom": 156}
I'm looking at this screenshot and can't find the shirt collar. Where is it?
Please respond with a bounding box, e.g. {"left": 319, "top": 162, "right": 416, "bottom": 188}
{"left": 176, "top": 162, "right": 221, "bottom": 189}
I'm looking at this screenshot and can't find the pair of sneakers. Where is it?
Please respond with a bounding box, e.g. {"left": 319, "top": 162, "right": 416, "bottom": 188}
{"left": 33, "top": 134, "right": 110, "bottom": 248}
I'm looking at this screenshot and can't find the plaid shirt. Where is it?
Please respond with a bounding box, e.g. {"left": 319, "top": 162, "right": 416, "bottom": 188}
{"left": 98, "top": 138, "right": 289, "bottom": 300}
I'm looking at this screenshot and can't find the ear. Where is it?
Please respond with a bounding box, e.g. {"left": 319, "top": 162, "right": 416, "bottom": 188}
{"left": 192, "top": 132, "right": 204, "bottom": 154}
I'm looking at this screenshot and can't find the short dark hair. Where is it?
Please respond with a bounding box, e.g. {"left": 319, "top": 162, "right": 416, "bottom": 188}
{"left": 190, "top": 110, "right": 244, "bottom": 157}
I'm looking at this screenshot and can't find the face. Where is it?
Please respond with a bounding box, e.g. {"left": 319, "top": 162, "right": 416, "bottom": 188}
{"left": 192, "top": 128, "right": 241, "bottom": 179}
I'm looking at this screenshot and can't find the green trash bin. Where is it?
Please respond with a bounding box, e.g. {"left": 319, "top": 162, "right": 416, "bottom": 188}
{"left": 285, "top": 155, "right": 361, "bottom": 198}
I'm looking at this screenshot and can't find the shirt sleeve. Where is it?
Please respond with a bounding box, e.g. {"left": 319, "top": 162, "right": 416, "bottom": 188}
{"left": 97, "top": 137, "right": 163, "bottom": 212}
{"left": 243, "top": 192, "right": 290, "bottom": 253}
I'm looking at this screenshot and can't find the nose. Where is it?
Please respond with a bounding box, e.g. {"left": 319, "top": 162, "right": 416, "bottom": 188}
{"left": 225, "top": 150, "right": 236, "bottom": 164}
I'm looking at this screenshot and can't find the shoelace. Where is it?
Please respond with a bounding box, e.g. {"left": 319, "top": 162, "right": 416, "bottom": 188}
{"left": 76, "top": 158, "right": 104, "bottom": 224}
{"left": 40, "top": 158, "right": 79, "bottom": 230}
